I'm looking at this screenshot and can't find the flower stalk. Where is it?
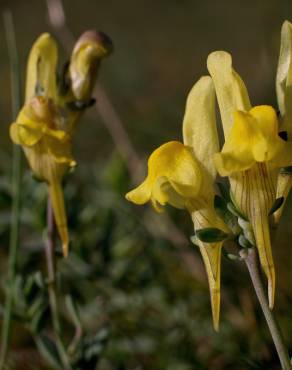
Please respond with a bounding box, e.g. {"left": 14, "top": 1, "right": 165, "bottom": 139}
{"left": 45, "top": 198, "right": 72, "bottom": 370}
{"left": 240, "top": 248, "right": 292, "bottom": 370}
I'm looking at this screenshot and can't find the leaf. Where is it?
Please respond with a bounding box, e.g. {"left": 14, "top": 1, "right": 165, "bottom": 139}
{"left": 280, "top": 166, "right": 292, "bottom": 174}
{"left": 222, "top": 248, "right": 239, "bottom": 261}
{"left": 214, "top": 195, "right": 240, "bottom": 233}
{"left": 65, "top": 294, "right": 82, "bottom": 329}
{"left": 227, "top": 202, "right": 247, "bottom": 221}
{"left": 35, "top": 334, "right": 63, "bottom": 370}
{"left": 27, "top": 295, "right": 46, "bottom": 318}
{"left": 196, "top": 228, "right": 229, "bottom": 243}
{"left": 238, "top": 234, "right": 253, "bottom": 249}
{"left": 190, "top": 235, "right": 199, "bottom": 247}
{"left": 269, "top": 197, "right": 284, "bottom": 215}
{"left": 30, "top": 304, "right": 48, "bottom": 334}
{"left": 214, "top": 195, "right": 227, "bottom": 214}
{"left": 217, "top": 182, "right": 231, "bottom": 201}
{"left": 84, "top": 328, "right": 109, "bottom": 361}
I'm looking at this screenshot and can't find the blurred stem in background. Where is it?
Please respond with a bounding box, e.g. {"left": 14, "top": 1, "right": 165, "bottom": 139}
{"left": 45, "top": 0, "right": 189, "bottom": 249}
{"left": 241, "top": 248, "right": 292, "bottom": 370}
{"left": 45, "top": 199, "right": 72, "bottom": 370}
{"left": 0, "top": 10, "right": 22, "bottom": 367}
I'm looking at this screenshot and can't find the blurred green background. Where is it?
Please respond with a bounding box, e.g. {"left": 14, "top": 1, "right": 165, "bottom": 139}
{"left": 0, "top": 0, "right": 292, "bottom": 369}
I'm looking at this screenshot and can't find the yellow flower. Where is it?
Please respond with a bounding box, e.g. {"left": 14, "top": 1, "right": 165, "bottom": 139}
{"left": 208, "top": 51, "right": 292, "bottom": 308}
{"left": 126, "top": 77, "right": 228, "bottom": 330}
{"left": 274, "top": 20, "right": 292, "bottom": 224}
{"left": 126, "top": 141, "right": 203, "bottom": 211}
{"left": 10, "top": 30, "right": 112, "bottom": 256}
{"left": 214, "top": 106, "right": 292, "bottom": 175}
{"left": 10, "top": 34, "right": 75, "bottom": 256}
{"left": 10, "top": 96, "right": 75, "bottom": 257}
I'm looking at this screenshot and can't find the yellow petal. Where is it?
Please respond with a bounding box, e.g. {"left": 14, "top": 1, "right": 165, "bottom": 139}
{"left": 230, "top": 164, "right": 276, "bottom": 308}
{"left": 49, "top": 178, "right": 69, "bottom": 257}
{"left": 125, "top": 179, "right": 151, "bottom": 205}
{"left": 273, "top": 172, "right": 292, "bottom": 225}
{"left": 252, "top": 214, "right": 275, "bottom": 308}
{"left": 126, "top": 141, "right": 203, "bottom": 211}
{"left": 46, "top": 136, "right": 76, "bottom": 166}
{"left": 10, "top": 122, "right": 22, "bottom": 145}
{"left": 191, "top": 206, "right": 227, "bottom": 331}
{"left": 42, "top": 126, "right": 68, "bottom": 141}
{"left": 214, "top": 110, "right": 261, "bottom": 175}
{"left": 25, "top": 33, "right": 58, "bottom": 102}
{"left": 276, "top": 20, "right": 292, "bottom": 134}
{"left": 10, "top": 122, "right": 43, "bottom": 147}
{"left": 207, "top": 51, "right": 251, "bottom": 138}
{"left": 148, "top": 142, "right": 202, "bottom": 196}
{"left": 215, "top": 106, "right": 286, "bottom": 176}
{"left": 182, "top": 76, "right": 219, "bottom": 181}
{"left": 198, "top": 242, "right": 221, "bottom": 331}
{"left": 249, "top": 106, "right": 279, "bottom": 139}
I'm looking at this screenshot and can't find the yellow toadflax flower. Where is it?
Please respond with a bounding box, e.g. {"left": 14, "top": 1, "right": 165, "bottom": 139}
{"left": 126, "top": 77, "right": 229, "bottom": 330}
{"left": 10, "top": 34, "right": 75, "bottom": 257}
{"left": 208, "top": 51, "right": 292, "bottom": 308}
{"left": 9, "top": 30, "right": 112, "bottom": 257}
{"left": 10, "top": 96, "right": 75, "bottom": 256}
{"left": 274, "top": 20, "right": 292, "bottom": 224}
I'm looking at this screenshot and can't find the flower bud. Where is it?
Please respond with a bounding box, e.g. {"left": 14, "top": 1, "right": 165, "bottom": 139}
{"left": 69, "top": 30, "right": 113, "bottom": 101}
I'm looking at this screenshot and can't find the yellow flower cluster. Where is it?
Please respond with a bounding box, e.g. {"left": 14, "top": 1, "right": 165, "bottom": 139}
{"left": 10, "top": 32, "right": 112, "bottom": 256}
{"left": 126, "top": 20, "right": 292, "bottom": 330}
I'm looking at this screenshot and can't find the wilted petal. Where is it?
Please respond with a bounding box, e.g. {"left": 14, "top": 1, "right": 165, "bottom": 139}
{"left": 69, "top": 31, "right": 113, "bottom": 101}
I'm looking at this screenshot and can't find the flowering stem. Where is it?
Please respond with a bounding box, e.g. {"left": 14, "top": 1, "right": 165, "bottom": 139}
{"left": 45, "top": 198, "right": 72, "bottom": 370}
{"left": 0, "top": 10, "right": 22, "bottom": 367}
{"left": 240, "top": 248, "right": 292, "bottom": 370}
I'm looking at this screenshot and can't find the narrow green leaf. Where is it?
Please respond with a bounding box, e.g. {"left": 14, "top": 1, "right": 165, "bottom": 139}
{"left": 30, "top": 304, "right": 47, "bottom": 334}
{"left": 269, "top": 197, "right": 284, "bottom": 215}
{"left": 65, "top": 295, "right": 82, "bottom": 330}
{"left": 217, "top": 182, "right": 231, "bottom": 201}
{"left": 280, "top": 166, "right": 292, "bottom": 174}
{"left": 190, "top": 235, "right": 199, "bottom": 247}
{"left": 238, "top": 234, "right": 253, "bottom": 249}
{"left": 196, "top": 228, "right": 229, "bottom": 243}
{"left": 214, "top": 195, "right": 240, "bottom": 233}
{"left": 28, "top": 296, "right": 44, "bottom": 317}
{"left": 222, "top": 248, "right": 240, "bottom": 261}
{"left": 35, "top": 335, "right": 63, "bottom": 370}
{"left": 227, "top": 202, "right": 247, "bottom": 221}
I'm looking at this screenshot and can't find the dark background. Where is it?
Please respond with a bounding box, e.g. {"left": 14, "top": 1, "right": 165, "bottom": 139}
{"left": 0, "top": 1, "right": 292, "bottom": 369}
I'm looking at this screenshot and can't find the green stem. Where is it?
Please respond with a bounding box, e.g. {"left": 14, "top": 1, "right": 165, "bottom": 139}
{"left": 45, "top": 198, "right": 72, "bottom": 370}
{"left": 240, "top": 248, "right": 292, "bottom": 370}
{"left": 0, "top": 10, "right": 22, "bottom": 367}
